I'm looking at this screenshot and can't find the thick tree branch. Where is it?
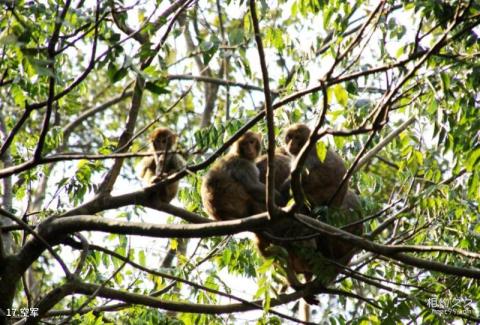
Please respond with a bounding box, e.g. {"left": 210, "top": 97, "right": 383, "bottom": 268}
{"left": 60, "top": 238, "right": 309, "bottom": 324}
{"left": 52, "top": 279, "right": 311, "bottom": 318}
{"left": 96, "top": 76, "right": 144, "bottom": 194}
{"left": 15, "top": 214, "right": 265, "bottom": 282}
{"left": 0, "top": 208, "right": 71, "bottom": 278}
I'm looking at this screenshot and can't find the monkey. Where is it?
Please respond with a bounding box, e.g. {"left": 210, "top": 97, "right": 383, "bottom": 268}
{"left": 283, "top": 123, "right": 348, "bottom": 207}
{"left": 276, "top": 190, "right": 363, "bottom": 304}
{"left": 255, "top": 149, "right": 321, "bottom": 302}
{"left": 255, "top": 150, "right": 292, "bottom": 192}
{"left": 258, "top": 123, "right": 362, "bottom": 304}
{"left": 338, "top": 190, "right": 363, "bottom": 260}
{"left": 201, "top": 131, "right": 282, "bottom": 222}
{"left": 201, "top": 132, "right": 306, "bottom": 284}
{"left": 201, "top": 131, "right": 351, "bottom": 305}
{"left": 252, "top": 142, "right": 323, "bottom": 300}
{"left": 138, "top": 127, "right": 185, "bottom": 203}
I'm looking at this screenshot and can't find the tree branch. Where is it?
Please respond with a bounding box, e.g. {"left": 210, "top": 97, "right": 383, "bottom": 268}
{"left": 294, "top": 213, "right": 480, "bottom": 279}
{"left": 249, "top": 0, "right": 277, "bottom": 214}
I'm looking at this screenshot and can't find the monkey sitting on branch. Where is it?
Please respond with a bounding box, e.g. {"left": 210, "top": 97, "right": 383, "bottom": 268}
{"left": 200, "top": 131, "right": 293, "bottom": 279}
{"left": 201, "top": 131, "right": 316, "bottom": 302}
{"left": 138, "top": 127, "right": 185, "bottom": 204}
{"left": 283, "top": 123, "right": 348, "bottom": 207}
{"left": 268, "top": 123, "right": 364, "bottom": 301}
{"left": 201, "top": 131, "right": 287, "bottom": 221}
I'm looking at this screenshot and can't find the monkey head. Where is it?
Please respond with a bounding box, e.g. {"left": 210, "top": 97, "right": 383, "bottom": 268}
{"left": 232, "top": 131, "right": 262, "bottom": 161}
{"left": 284, "top": 123, "right": 310, "bottom": 156}
{"left": 149, "top": 127, "right": 177, "bottom": 152}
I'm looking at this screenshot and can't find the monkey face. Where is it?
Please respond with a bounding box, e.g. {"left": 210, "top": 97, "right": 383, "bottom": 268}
{"left": 285, "top": 124, "right": 310, "bottom": 156}
{"left": 238, "top": 132, "right": 261, "bottom": 161}
{"left": 285, "top": 135, "right": 301, "bottom": 156}
{"left": 153, "top": 135, "right": 172, "bottom": 151}
{"left": 150, "top": 128, "right": 176, "bottom": 152}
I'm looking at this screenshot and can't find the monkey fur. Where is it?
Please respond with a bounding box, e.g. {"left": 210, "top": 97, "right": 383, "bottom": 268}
{"left": 255, "top": 150, "right": 292, "bottom": 192}
{"left": 139, "top": 127, "right": 185, "bottom": 203}
{"left": 201, "top": 131, "right": 291, "bottom": 267}
{"left": 274, "top": 124, "right": 362, "bottom": 302}
{"left": 201, "top": 131, "right": 271, "bottom": 221}
{"left": 283, "top": 123, "right": 348, "bottom": 207}
{"left": 255, "top": 146, "right": 318, "bottom": 298}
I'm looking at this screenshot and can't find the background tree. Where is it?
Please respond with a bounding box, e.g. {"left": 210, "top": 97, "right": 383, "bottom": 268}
{"left": 0, "top": 0, "right": 479, "bottom": 324}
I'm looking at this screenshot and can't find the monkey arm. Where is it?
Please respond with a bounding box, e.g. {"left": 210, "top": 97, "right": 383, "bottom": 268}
{"left": 243, "top": 181, "right": 268, "bottom": 201}
{"left": 161, "top": 153, "right": 185, "bottom": 173}
{"left": 153, "top": 150, "right": 164, "bottom": 176}
{"left": 240, "top": 177, "right": 287, "bottom": 206}
{"left": 170, "top": 153, "right": 186, "bottom": 171}
{"left": 138, "top": 157, "right": 156, "bottom": 182}
{"left": 150, "top": 154, "right": 186, "bottom": 182}
{"left": 228, "top": 159, "right": 268, "bottom": 200}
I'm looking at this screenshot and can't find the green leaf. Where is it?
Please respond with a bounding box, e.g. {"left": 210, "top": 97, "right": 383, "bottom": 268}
{"left": 29, "top": 58, "right": 55, "bottom": 77}
{"left": 346, "top": 81, "right": 357, "bottom": 94}
{"left": 228, "top": 27, "right": 244, "bottom": 46}
{"left": 316, "top": 141, "right": 327, "bottom": 162}
{"left": 11, "top": 85, "right": 26, "bottom": 106}
{"left": 414, "top": 150, "right": 424, "bottom": 166}
{"left": 466, "top": 148, "right": 480, "bottom": 172}
{"left": 145, "top": 81, "right": 170, "bottom": 95}
{"left": 200, "top": 36, "right": 219, "bottom": 65}
{"left": 112, "top": 67, "right": 128, "bottom": 83}
{"left": 138, "top": 250, "right": 146, "bottom": 267}
{"left": 257, "top": 258, "right": 274, "bottom": 273}
{"left": 170, "top": 238, "right": 178, "bottom": 250}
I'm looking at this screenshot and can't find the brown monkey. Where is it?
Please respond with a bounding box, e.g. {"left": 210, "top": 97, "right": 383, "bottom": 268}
{"left": 338, "top": 190, "right": 363, "bottom": 260}
{"left": 273, "top": 124, "right": 360, "bottom": 303}
{"left": 283, "top": 123, "right": 348, "bottom": 207}
{"left": 255, "top": 150, "right": 291, "bottom": 192}
{"left": 252, "top": 142, "right": 320, "bottom": 299}
{"left": 278, "top": 190, "right": 363, "bottom": 303}
{"left": 201, "top": 132, "right": 295, "bottom": 274}
{"left": 255, "top": 149, "right": 320, "bottom": 298}
{"left": 138, "top": 127, "right": 185, "bottom": 203}
{"left": 201, "top": 131, "right": 271, "bottom": 221}
{"left": 201, "top": 131, "right": 319, "bottom": 304}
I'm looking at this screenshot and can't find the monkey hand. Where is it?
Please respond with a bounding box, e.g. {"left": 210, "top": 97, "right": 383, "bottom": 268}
{"left": 151, "top": 172, "right": 170, "bottom": 183}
